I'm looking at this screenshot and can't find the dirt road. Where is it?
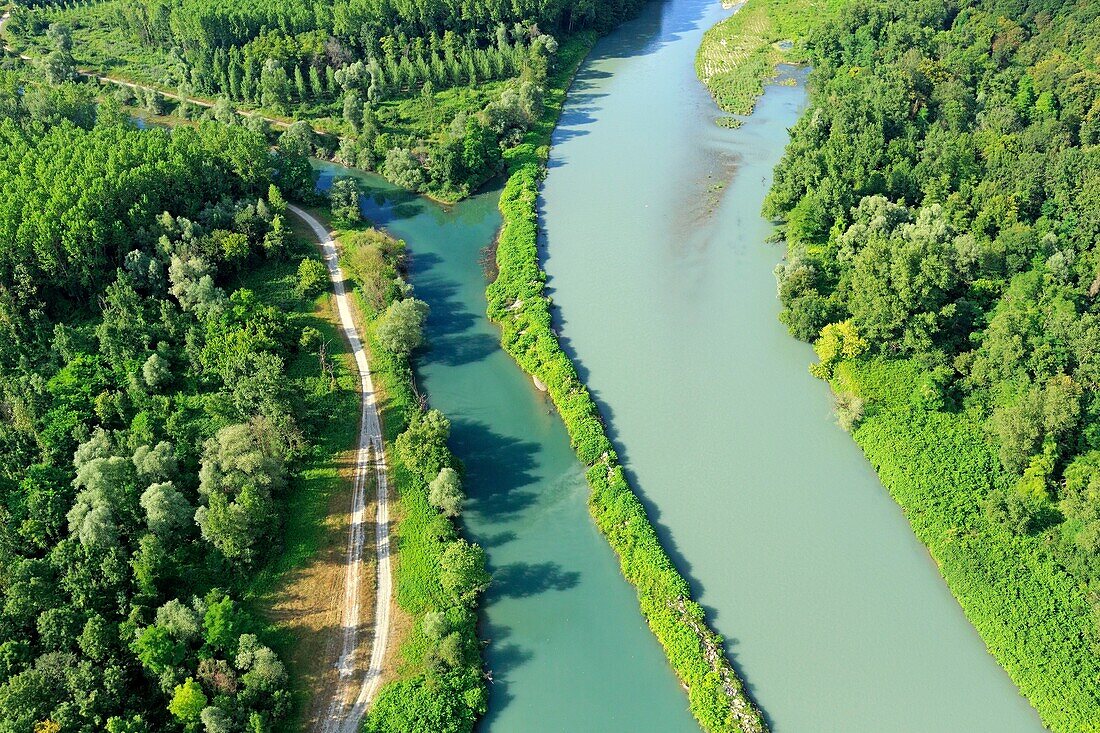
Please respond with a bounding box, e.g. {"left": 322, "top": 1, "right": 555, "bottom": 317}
{"left": 290, "top": 205, "right": 393, "bottom": 733}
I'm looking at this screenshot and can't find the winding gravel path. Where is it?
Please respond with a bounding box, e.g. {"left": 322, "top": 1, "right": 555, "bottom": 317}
{"left": 290, "top": 205, "right": 392, "bottom": 733}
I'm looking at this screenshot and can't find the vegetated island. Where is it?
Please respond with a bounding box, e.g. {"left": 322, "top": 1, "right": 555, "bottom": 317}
{"left": 484, "top": 16, "right": 769, "bottom": 733}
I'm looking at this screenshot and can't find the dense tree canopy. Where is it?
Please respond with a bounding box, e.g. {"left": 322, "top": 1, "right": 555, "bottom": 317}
{"left": 0, "top": 77, "right": 324, "bottom": 732}
{"left": 9, "top": 0, "right": 650, "bottom": 199}
{"left": 770, "top": 0, "right": 1100, "bottom": 723}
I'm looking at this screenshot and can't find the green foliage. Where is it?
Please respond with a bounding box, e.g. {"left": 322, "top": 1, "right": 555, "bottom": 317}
{"left": 395, "top": 408, "right": 451, "bottom": 482}
{"left": 340, "top": 228, "right": 404, "bottom": 312}
{"left": 810, "top": 320, "right": 867, "bottom": 379}
{"left": 428, "top": 467, "right": 464, "bottom": 517}
{"left": 10, "top": 0, "right": 651, "bottom": 200}
{"left": 365, "top": 677, "right": 479, "bottom": 733}
{"left": 439, "top": 540, "right": 489, "bottom": 607}
{"left": 484, "top": 31, "right": 766, "bottom": 733}
{"left": 295, "top": 257, "right": 330, "bottom": 299}
{"left": 335, "top": 221, "right": 487, "bottom": 732}
{"left": 764, "top": 1, "right": 1100, "bottom": 726}
{"left": 375, "top": 297, "right": 429, "bottom": 357}
{"left": 328, "top": 177, "right": 362, "bottom": 226}
{"left": 195, "top": 422, "right": 287, "bottom": 564}
{"left": 0, "top": 94, "right": 338, "bottom": 731}
{"left": 383, "top": 148, "right": 427, "bottom": 193}
{"left": 168, "top": 678, "right": 207, "bottom": 727}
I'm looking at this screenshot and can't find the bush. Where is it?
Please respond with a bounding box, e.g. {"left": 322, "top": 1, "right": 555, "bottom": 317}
{"left": 298, "top": 326, "right": 322, "bottom": 351}
{"left": 428, "top": 468, "right": 464, "bottom": 517}
{"left": 383, "top": 148, "right": 426, "bottom": 192}
{"left": 329, "top": 177, "right": 361, "bottom": 226}
{"left": 295, "top": 258, "right": 329, "bottom": 299}
{"left": 376, "top": 298, "right": 428, "bottom": 357}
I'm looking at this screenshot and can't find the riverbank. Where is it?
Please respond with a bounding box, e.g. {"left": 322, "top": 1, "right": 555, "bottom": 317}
{"left": 323, "top": 217, "right": 490, "bottom": 733}
{"left": 831, "top": 358, "right": 1100, "bottom": 731}
{"left": 696, "top": 0, "right": 840, "bottom": 115}
{"left": 736, "top": 0, "right": 1098, "bottom": 728}
{"left": 484, "top": 30, "right": 767, "bottom": 733}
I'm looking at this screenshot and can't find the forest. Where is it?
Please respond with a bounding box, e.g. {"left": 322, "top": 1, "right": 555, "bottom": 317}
{"left": 19, "top": 0, "right": 1100, "bottom": 726}
{"left": 765, "top": 0, "right": 1100, "bottom": 728}
{"left": 0, "top": 0, "right": 655, "bottom": 730}
{"left": 0, "top": 67, "right": 492, "bottom": 732}
{"left": 5, "top": 0, "right": 648, "bottom": 199}
{"left": 0, "top": 66, "right": 334, "bottom": 730}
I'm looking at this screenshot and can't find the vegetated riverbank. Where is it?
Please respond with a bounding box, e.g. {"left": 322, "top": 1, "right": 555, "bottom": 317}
{"left": 484, "top": 31, "right": 767, "bottom": 733}
{"left": 830, "top": 358, "right": 1098, "bottom": 731}
{"left": 742, "top": 0, "right": 1100, "bottom": 729}
{"left": 696, "top": 0, "right": 840, "bottom": 116}
{"left": 322, "top": 214, "right": 490, "bottom": 733}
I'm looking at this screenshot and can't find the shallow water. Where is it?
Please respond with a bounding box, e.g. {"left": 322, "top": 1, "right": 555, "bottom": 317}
{"left": 313, "top": 162, "right": 698, "bottom": 730}
{"left": 537, "top": 0, "right": 1045, "bottom": 731}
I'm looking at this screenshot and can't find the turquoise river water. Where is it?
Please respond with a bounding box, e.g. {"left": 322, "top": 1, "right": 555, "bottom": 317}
{"left": 312, "top": 163, "right": 697, "bottom": 730}
{"left": 315, "top": 0, "right": 1047, "bottom": 729}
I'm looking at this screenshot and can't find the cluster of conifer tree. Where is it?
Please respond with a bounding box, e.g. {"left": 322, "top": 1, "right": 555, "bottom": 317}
{"left": 8, "top": 0, "right": 650, "bottom": 197}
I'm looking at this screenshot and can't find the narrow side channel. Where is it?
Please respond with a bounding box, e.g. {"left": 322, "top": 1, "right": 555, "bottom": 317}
{"left": 313, "top": 162, "right": 702, "bottom": 731}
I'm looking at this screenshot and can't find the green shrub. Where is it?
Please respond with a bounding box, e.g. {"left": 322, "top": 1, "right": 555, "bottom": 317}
{"left": 295, "top": 258, "right": 329, "bottom": 299}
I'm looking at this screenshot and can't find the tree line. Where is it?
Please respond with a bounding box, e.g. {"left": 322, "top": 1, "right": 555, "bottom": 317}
{"left": 767, "top": 0, "right": 1100, "bottom": 727}
{"left": 8, "top": 0, "right": 650, "bottom": 200}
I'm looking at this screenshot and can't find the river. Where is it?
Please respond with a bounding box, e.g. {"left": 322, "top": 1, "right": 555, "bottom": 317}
{"left": 313, "top": 162, "right": 698, "bottom": 730}
{"left": 313, "top": 0, "right": 1047, "bottom": 729}
{"left": 537, "top": 0, "right": 1046, "bottom": 731}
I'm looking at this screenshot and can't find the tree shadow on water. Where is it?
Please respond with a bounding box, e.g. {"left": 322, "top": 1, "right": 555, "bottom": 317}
{"left": 450, "top": 419, "right": 541, "bottom": 521}
{"left": 411, "top": 253, "right": 499, "bottom": 367}
{"left": 475, "top": 621, "right": 533, "bottom": 725}
{"left": 427, "top": 331, "right": 499, "bottom": 368}
{"left": 491, "top": 561, "right": 581, "bottom": 599}
{"left": 480, "top": 647, "right": 530, "bottom": 724}
{"left": 476, "top": 530, "right": 518, "bottom": 547}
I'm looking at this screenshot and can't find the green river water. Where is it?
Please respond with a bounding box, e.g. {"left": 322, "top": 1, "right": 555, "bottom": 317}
{"left": 314, "top": 0, "right": 1048, "bottom": 729}
{"left": 312, "top": 163, "right": 697, "bottom": 730}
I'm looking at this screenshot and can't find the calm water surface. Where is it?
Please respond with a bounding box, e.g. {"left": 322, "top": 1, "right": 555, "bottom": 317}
{"left": 539, "top": 0, "right": 1045, "bottom": 731}
{"left": 313, "top": 162, "right": 697, "bottom": 730}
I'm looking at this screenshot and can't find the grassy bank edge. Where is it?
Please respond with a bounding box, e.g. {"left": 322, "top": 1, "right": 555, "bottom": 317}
{"left": 328, "top": 220, "right": 488, "bottom": 733}
{"left": 695, "top": 0, "right": 842, "bottom": 116}
{"left": 831, "top": 358, "right": 1097, "bottom": 731}
{"left": 484, "top": 31, "right": 767, "bottom": 733}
